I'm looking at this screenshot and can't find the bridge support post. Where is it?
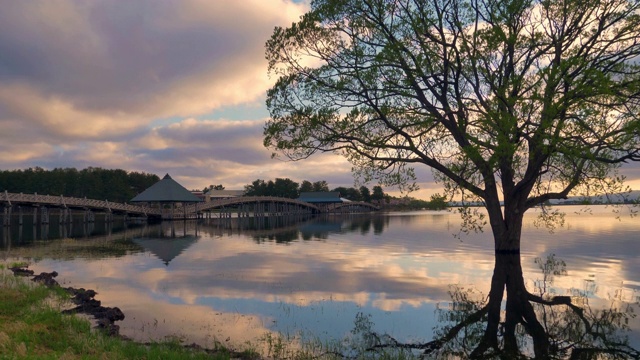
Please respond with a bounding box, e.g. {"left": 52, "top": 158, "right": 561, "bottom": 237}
{"left": 18, "top": 206, "right": 23, "bottom": 226}
{"left": 2, "top": 206, "right": 11, "bottom": 227}
{"left": 2, "top": 226, "right": 8, "bottom": 246}
{"left": 84, "top": 209, "right": 94, "bottom": 223}
{"left": 40, "top": 206, "right": 49, "bottom": 225}
{"left": 104, "top": 200, "right": 113, "bottom": 223}
{"left": 61, "top": 220, "right": 68, "bottom": 238}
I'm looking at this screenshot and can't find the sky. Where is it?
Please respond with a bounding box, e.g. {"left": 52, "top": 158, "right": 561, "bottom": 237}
{"left": 0, "top": 1, "right": 638, "bottom": 200}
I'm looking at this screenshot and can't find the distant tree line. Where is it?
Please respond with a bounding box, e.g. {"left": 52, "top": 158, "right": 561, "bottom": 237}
{"left": 387, "top": 193, "right": 449, "bottom": 211}
{"left": 1, "top": 168, "right": 449, "bottom": 209}
{"left": 241, "top": 177, "right": 386, "bottom": 203}
{"left": 236, "top": 177, "right": 448, "bottom": 210}
{"left": 201, "top": 184, "right": 225, "bottom": 192}
{"left": 0, "top": 167, "right": 160, "bottom": 203}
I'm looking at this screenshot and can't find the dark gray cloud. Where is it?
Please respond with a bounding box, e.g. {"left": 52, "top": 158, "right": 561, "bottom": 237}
{"left": 0, "top": 0, "right": 365, "bottom": 192}
{"left": 0, "top": 1, "right": 291, "bottom": 115}
{"left": 4, "top": 0, "right": 634, "bottom": 198}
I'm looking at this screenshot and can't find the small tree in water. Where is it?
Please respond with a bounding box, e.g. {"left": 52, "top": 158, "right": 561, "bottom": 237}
{"left": 265, "top": 0, "right": 640, "bottom": 357}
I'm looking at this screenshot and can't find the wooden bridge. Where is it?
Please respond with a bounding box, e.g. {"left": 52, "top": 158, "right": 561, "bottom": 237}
{"left": 1, "top": 191, "right": 379, "bottom": 226}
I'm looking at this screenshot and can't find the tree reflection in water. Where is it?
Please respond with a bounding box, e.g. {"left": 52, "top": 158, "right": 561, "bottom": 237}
{"left": 349, "top": 254, "right": 639, "bottom": 359}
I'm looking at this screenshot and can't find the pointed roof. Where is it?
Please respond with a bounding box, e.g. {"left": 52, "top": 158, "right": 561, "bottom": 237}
{"left": 133, "top": 235, "right": 199, "bottom": 266}
{"left": 130, "top": 174, "right": 203, "bottom": 203}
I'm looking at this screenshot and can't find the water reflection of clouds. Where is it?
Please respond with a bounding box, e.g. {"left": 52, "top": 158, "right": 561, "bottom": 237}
{"left": 519, "top": 210, "right": 640, "bottom": 299}
{"left": 20, "top": 207, "right": 640, "bottom": 348}
{"left": 43, "top": 230, "right": 475, "bottom": 311}
{"left": 82, "top": 281, "right": 276, "bottom": 351}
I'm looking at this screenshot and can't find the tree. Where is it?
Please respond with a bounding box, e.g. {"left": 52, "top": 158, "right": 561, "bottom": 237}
{"left": 427, "top": 193, "right": 448, "bottom": 210}
{"left": 0, "top": 167, "right": 158, "bottom": 202}
{"left": 332, "top": 186, "right": 350, "bottom": 198}
{"left": 273, "top": 177, "right": 300, "bottom": 198}
{"left": 266, "top": 0, "right": 640, "bottom": 250}
{"left": 371, "top": 186, "right": 385, "bottom": 203}
{"left": 203, "top": 184, "right": 225, "bottom": 192}
{"left": 301, "top": 179, "right": 330, "bottom": 192}
{"left": 244, "top": 178, "right": 300, "bottom": 198}
{"left": 332, "top": 186, "right": 362, "bottom": 201}
{"left": 244, "top": 179, "right": 268, "bottom": 196}
{"left": 359, "top": 185, "right": 372, "bottom": 202}
{"left": 344, "top": 187, "right": 363, "bottom": 201}
{"left": 300, "top": 180, "right": 314, "bottom": 193}
{"left": 265, "top": 0, "right": 640, "bottom": 356}
{"left": 312, "top": 180, "right": 330, "bottom": 192}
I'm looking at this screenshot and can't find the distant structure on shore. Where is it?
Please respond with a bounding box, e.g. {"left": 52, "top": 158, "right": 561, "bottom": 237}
{"left": 202, "top": 189, "right": 245, "bottom": 201}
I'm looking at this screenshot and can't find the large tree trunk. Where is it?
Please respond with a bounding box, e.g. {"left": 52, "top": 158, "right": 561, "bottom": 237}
{"left": 472, "top": 253, "right": 551, "bottom": 358}
{"left": 487, "top": 204, "right": 524, "bottom": 253}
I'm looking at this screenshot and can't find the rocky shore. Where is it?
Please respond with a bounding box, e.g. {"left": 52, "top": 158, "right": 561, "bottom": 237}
{"left": 9, "top": 265, "right": 125, "bottom": 336}
{"left": 5, "top": 264, "right": 260, "bottom": 359}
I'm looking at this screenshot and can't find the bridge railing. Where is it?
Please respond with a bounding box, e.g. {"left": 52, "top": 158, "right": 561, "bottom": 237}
{"left": 179, "top": 196, "right": 321, "bottom": 214}
{"left": 1, "top": 191, "right": 160, "bottom": 216}
{"left": 2, "top": 191, "right": 378, "bottom": 219}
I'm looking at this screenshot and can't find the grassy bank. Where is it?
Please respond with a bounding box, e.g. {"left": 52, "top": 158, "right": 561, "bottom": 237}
{"left": 0, "top": 263, "right": 260, "bottom": 360}
{"left": 0, "top": 263, "right": 420, "bottom": 360}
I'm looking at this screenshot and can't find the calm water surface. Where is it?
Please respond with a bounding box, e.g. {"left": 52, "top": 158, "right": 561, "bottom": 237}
{"left": 1, "top": 205, "right": 639, "bottom": 354}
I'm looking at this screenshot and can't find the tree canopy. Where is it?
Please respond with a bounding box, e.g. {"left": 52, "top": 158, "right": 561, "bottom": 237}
{"left": 265, "top": 0, "right": 640, "bottom": 252}
{"left": 265, "top": 0, "right": 640, "bottom": 356}
{"left": 203, "top": 184, "right": 225, "bottom": 192}
{"left": 0, "top": 167, "right": 159, "bottom": 203}
{"left": 243, "top": 177, "right": 380, "bottom": 201}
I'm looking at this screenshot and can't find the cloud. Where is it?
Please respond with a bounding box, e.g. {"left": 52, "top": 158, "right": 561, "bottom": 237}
{"left": 0, "top": 0, "right": 365, "bottom": 191}
{"left": 11, "top": 115, "right": 355, "bottom": 191}
{"left": 7, "top": 0, "right": 636, "bottom": 198}
{"left": 0, "top": 0, "right": 306, "bottom": 118}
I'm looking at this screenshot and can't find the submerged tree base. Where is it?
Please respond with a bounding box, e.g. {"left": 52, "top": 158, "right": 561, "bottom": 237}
{"left": 348, "top": 254, "right": 639, "bottom": 359}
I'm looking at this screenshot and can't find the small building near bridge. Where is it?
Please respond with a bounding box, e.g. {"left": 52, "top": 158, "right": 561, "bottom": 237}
{"left": 297, "top": 192, "right": 344, "bottom": 204}
{"left": 204, "top": 189, "right": 246, "bottom": 201}
{"left": 297, "top": 192, "right": 347, "bottom": 212}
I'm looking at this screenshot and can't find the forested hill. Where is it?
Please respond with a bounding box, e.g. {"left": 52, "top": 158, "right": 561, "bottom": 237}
{"left": 0, "top": 167, "right": 159, "bottom": 203}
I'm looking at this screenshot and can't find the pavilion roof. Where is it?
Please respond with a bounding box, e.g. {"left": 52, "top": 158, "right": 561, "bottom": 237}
{"left": 298, "top": 191, "right": 343, "bottom": 203}
{"left": 133, "top": 235, "right": 199, "bottom": 266}
{"left": 131, "top": 174, "right": 202, "bottom": 203}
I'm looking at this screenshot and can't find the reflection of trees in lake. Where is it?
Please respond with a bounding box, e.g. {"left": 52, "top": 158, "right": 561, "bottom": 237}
{"left": 1, "top": 223, "right": 149, "bottom": 260}
{"left": 349, "top": 254, "right": 639, "bottom": 359}
{"left": 198, "top": 215, "right": 391, "bottom": 244}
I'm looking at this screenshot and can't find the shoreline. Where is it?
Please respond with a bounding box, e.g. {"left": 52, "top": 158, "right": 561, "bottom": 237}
{"left": 1, "top": 263, "right": 262, "bottom": 359}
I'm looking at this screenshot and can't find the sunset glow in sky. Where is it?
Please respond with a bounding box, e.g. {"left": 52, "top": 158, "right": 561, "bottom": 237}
{"left": 1, "top": 0, "right": 638, "bottom": 199}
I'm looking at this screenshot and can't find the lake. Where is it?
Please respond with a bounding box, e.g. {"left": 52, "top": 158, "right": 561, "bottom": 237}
{"left": 1, "top": 205, "right": 639, "bottom": 357}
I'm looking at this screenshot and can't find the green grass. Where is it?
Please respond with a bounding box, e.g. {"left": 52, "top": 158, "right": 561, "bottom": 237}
{"left": 0, "top": 263, "right": 258, "bottom": 359}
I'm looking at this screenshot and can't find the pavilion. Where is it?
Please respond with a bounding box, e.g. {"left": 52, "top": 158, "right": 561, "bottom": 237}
{"left": 131, "top": 174, "right": 202, "bottom": 219}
